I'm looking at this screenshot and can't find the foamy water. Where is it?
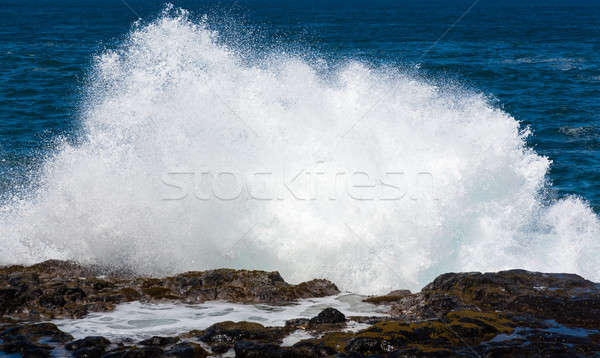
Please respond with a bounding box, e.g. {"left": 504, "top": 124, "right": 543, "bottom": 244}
{"left": 0, "top": 6, "right": 599, "bottom": 293}
{"left": 53, "top": 294, "right": 386, "bottom": 341}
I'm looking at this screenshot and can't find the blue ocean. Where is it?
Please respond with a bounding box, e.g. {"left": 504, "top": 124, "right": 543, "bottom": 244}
{"left": 0, "top": 0, "right": 599, "bottom": 292}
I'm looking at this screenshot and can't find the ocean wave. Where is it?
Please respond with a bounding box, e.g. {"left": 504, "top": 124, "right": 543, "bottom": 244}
{"left": 0, "top": 7, "right": 598, "bottom": 293}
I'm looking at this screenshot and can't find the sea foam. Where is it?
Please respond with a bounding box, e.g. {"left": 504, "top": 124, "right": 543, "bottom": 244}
{"left": 0, "top": 8, "right": 598, "bottom": 293}
{"left": 54, "top": 294, "right": 385, "bottom": 341}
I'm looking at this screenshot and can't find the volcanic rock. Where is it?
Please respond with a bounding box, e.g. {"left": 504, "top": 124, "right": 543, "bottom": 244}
{"left": 309, "top": 308, "right": 346, "bottom": 325}
{"left": 164, "top": 342, "right": 208, "bottom": 358}
{"left": 1, "top": 262, "right": 600, "bottom": 357}
{"left": 0, "top": 260, "right": 339, "bottom": 320}
{"left": 390, "top": 269, "right": 600, "bottom": 328}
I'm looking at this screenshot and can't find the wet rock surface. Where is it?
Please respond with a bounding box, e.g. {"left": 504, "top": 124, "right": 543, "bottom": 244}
{"left": 0, "top": 260, "right": 339, "bottom": 320}
{"left": 386, "top": 269, "right": 600, "bottom": 328}
{"left": 308, "top": 308, "right": 346, "bottom": 326}
{"left": 1, "top": 261, "right": 599, "bottom": 357}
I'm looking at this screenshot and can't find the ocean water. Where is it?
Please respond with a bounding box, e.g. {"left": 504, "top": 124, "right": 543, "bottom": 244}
{"left": 0, "top": 0, "right": 599, "bottom": 293}
{"left": 53, "top": 294, "right": 387, "bottom": 341}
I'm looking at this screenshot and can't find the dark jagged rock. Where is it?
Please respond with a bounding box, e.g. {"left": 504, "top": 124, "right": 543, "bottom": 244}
{"left": 161, "top": 270, "right": 339, "bottom": 304}
{"left": 0, "top": 322, "right": 74, "bottom": 358}
{"left": 0, "top": 336, "right": 52, "bottom": 358}
{"left": 390, "top": 269, "right": 600, "bottom": 328}
{"left": 1, "top": 262, "right": 600, "bottom": 357}
{"left": 388, "top": 290, "right": 479, "bottom": 321}
{"left": 1, "top": 322, "right": 73, "bottom": 343}
{"left": 309, "top": 308, "right": 346, "bottom": 325}
{"left": 66, "top": 336, "right": 111, "bottom": 358}
{"left": 102, "top": 346, "right": 164, "bottom": 358}
{"left": 164, "top": 342, "right": 208, "bottom": 358}
{"left": 198, "top": 321, "right": 287, "bottom": 352}
{"left": 295, "top": 310, "right": 514, "bottom": 356}
{"left": 72, "top": 346, "right": 107, "bottom": 358}
{"left": 285, "top": 318, "right": 310, "bottom": 329}
{"left": 138, "top": 336, "right": 179, "bottom": 346}
{"left": 66, "top": 336, "right": 111, "bottom": 350}
{"left": 363, "top": 290, "right": 411, "bottom": 304}
{"left": 234, "top": 340, "right": 307, "bottom": 358}
{"left": 0, "top": 260, "right": 339, "bottom": 320}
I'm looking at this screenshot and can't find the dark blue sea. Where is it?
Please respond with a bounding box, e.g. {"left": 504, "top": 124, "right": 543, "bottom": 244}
{"left": 0, "top": 0, "right": 599, "bottom": 291}
{"left": 2, "top": 0, "right": 599, "bottom": 207}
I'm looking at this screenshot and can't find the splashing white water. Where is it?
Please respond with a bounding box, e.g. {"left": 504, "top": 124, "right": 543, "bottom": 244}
{"left": 54, "top": 293, "right": 385, "bottom": 341}
{"left": 0, "top": 8, "right": 599, "bottom": 293}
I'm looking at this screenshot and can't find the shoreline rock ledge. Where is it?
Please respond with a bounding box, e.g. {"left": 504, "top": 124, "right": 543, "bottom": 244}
{"left": 0, "top": 260, "right": 340, "bottom": 320}
{"left": 1, "top": 260, "right": 600, "bottom": 357}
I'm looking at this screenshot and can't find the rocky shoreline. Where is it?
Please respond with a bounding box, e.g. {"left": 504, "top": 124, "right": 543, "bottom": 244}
{"left": 1, "top": 261, "right": 599, "bottom": 357}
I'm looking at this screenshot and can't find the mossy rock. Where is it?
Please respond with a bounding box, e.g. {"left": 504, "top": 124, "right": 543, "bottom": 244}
{"left": 296, "top": 311, "right": 515, "bottom": 355}
{"left": 142, "top": 286, "right": 180, "bottom": 300}
{"left": 118, "top": 287, "right": 141, "bottom": 300}
{"left": 363, "top": 290, "right": 412, "bottom": 304}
